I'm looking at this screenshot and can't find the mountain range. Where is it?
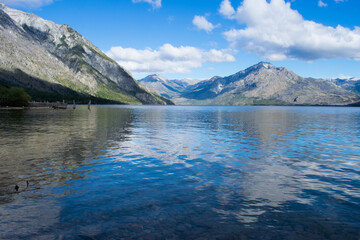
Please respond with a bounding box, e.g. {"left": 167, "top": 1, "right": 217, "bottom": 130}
{"left": 139, "top": 62, "right": 360, "bottom": 106}
{"left": 138, "top": 74, "right": 204, "bottom": 100}
{"left": 0, "top": 4, "right": 172, "bottom": 105}
{"left": 1, "top": 4, "right": 359, "bottom": 106}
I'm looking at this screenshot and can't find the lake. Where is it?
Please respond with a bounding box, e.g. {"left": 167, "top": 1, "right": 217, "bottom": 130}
{"left": 0, "top": 105, "right": 359, "bottom": 239}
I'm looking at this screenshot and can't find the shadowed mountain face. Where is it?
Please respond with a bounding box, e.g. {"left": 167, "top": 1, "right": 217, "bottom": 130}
{"left": 0, "top": 4, "right": 172, "bottom": 105}
{"left": 140, "top": 62, "right": 360, "bottom": 106}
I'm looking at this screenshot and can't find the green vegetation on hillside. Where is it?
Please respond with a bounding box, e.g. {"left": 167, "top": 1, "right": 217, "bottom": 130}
{"left": 97, "top": 84, "right": 142, "bottom": 105}
{"left": 0, "top": 85, "right": 31, "bottom": 106}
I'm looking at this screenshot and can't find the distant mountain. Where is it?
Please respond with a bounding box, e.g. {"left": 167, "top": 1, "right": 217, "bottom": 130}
{"left": 330, "top": 77, "right": 360, "bottom": 93}
{"left": 138, "top": 74, "right": 202, "bottom": 100}
{"left": 141, "top": 62, "right": 360, "bottom": 105}
{"left": 0, "top": 4, "right": 172, "bottom": 104}
{"left": 172, "top": 78, "right": 204, "bottom": 88}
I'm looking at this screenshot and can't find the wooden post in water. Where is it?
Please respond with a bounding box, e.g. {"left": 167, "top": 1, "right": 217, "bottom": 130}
{"left": 88, "top": 100, "right": 91, "bottom": 111}
{"left": 73, "top": 100, "right": 76, "bottom": 110}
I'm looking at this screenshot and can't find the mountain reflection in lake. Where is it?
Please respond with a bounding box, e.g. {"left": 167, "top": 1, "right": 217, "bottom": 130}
{"left": 0, "top": 106, "right": 359, "bottom": 240}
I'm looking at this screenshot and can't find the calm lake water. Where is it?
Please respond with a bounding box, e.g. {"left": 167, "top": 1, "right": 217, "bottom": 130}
{"left": 0, "top": 105, "right": 359, "bottom": 240}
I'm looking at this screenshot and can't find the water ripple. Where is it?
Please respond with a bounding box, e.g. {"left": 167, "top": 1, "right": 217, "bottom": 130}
{"left": 0, "top": 106, "right": 359, "bottom": 239}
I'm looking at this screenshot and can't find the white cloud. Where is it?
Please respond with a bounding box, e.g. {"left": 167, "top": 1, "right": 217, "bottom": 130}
{"left": 132, "top": 0, "right": 161, "bottom": 9}
{"left": 222, "top": 0, "right": 360, "bottom": 61}
{"left": 318, "top": 0, "right": 328, "bottom": 7}
{"left": 106, "top": 44, "right": 236, "bottom": 74}
{"left": 1, "top": 0, "right": 53, "bottom": 8}
{"left": 192, "top": 15, "right": 217, "bottom": 33}
{"left": 338, "top": 74, "right": 352, "bottom": 79}
{"left": 219, "top": 0, "right": 236, "bottom": 19}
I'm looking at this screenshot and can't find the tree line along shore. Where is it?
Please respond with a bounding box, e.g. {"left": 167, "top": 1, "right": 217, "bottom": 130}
{"left": 0, "top": 84, "right": 129, "bottom": 108}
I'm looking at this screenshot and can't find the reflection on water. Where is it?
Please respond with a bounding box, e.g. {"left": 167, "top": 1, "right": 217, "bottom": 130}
{"left": 0, "top": 106, "right": 359, "bottom": 239}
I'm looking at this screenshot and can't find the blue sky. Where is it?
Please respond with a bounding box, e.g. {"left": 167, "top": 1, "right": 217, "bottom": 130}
{"left": 3, "top": 0, "right": 360, "bottom": 80}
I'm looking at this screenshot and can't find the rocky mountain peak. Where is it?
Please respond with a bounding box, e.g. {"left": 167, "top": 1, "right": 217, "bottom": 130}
{"left": 258, "top": 61, "right": 274, "bottom": 68}
{"left": 3, "top": 6, "right": 88, "bottom": 48}
{"left": 247, "top": 62, "right": 276, "bottom": 71}
{"left": 234, "top": 62, "right": 299, "bottom": 85}
{"left": 141, "top": 74, "right": 168, "bottom": 83}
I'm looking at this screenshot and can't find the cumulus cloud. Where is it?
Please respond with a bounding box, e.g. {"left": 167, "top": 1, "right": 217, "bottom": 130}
{"left": 222, "top": 0, "right": 360, "bottom": 61}
{"left": 318, "top": 0, "right": 328, "bottom": 7}
{"left": 219, "top": 0, "right": 236, "bottom": 19}
{"left": 1, "top": 0, "right": 53, "bottom": 8}
{"left": 132, "top": 0, "right": 161, "bottom": 9}
{"left": 106, "top": 44, "right": 235, "bottom": 74}
{"left": 192, "top": 15, "right": 217, "bottom": 33}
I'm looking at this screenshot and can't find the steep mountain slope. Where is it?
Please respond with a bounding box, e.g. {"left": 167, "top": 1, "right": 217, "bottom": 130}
{"left": 142, "top": 62, "right": 360, "bottom": 105}
{"left": 0, "top": 4, "right": 171, "bottom": 104}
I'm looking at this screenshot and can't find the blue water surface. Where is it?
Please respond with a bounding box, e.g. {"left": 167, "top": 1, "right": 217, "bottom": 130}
{"left": 0, "top": 105, "right": 359, "bottom": 239}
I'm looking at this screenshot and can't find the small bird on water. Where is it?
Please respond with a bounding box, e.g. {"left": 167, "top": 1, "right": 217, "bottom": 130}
{"left": 15, "top": 185, "right": 19, "bottom": 191}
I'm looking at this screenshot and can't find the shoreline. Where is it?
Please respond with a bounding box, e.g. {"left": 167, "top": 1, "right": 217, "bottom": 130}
{"left": 1, "top": 104, "right": 359, "bottom": 110}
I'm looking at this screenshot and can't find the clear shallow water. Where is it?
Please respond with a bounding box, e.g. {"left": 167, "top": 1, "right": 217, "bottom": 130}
{"left": 0, "top": 105, "right": 359, "bottom": 240}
